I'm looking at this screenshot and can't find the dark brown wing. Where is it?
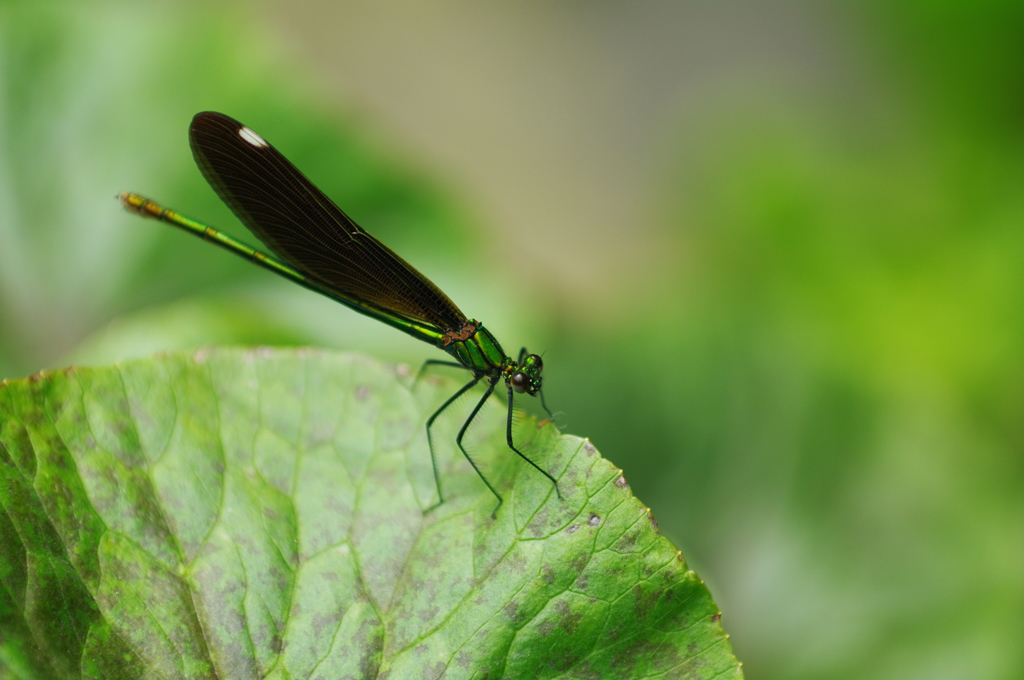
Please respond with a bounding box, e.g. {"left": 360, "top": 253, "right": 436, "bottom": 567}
{"left": 189, "top": 111, "right": 466, "bottom": 330}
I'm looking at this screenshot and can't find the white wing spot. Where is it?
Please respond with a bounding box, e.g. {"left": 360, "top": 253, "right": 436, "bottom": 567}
{"left": 239, "top": 126, "right": 268, "bottom": 148}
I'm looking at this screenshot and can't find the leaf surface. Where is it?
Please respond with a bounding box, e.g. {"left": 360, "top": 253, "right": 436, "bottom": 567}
{"left": 0, "top": 348, "right": 741, "bottom": 679}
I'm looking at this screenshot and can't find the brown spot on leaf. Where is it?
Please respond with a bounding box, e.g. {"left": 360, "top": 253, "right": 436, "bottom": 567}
{"left": 538, "top": 616, "right": 556, "bottom": 637}
{"left": 614, "top": 475, "right": 628, "bottom": 488}
{"left": 615, "top": 530, "right": 639, "bottom": 551}
{"left": 575, "top": 571, "right": 588, "bottom": 590}
{"left": 647, "top": 509, "right": 660, "bottom": 533}
{"left": 612, "top": 639, "right": 683, "bottom": 675}
{"left": 569, "top": 661, "right": 602, "bottom": 680}
{"left": 587, "top": 513, "right": 600, "bottom": 527}
{"left": 506, "top": 549, "right": 528, "bottom": 574}
{"left": 542, "top": 564, "right": 556, "bottom": 585}
{"left": 712, "top": 612, "right": 722, "bottom": 622}
{"left": 626, "top": 581, "right": 659, "bottom": 618}
{"left": 528, "top": 505, "right": 552, "bottom": 537}
{"left": 555, "top": 599, "right": 583, "bottom": 637}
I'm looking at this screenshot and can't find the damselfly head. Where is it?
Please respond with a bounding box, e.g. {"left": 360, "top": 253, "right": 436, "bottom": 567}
{"left": 508, "top": 353, "right": 544, "bottom": 395}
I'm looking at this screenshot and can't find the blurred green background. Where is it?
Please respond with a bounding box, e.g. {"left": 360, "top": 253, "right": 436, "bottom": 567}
{"left": 2, "top": 1, "right": 1022, "bottom": 678}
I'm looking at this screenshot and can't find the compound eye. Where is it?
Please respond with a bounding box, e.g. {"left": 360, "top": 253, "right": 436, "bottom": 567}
{"left": 528, "top": 354, "right": 543, "bottom": 370}
{"left": 510, "top": 372, "right": 529, "bottom": 393}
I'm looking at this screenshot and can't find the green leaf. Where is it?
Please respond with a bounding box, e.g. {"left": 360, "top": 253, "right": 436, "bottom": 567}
{"left": 0, "top": 348, "right": 741, "bottom": 679}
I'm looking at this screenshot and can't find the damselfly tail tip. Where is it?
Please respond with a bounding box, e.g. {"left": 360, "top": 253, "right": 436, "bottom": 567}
{"left": 117, "top": 191, "right": 139, "bottom": 211}
{"left": 117, "top": 191, "right": 158, "bottom": 219}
